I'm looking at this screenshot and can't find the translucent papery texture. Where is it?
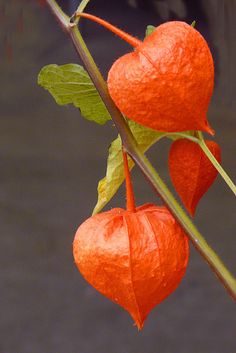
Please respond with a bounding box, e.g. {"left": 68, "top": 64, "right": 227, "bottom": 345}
{"left": 169, "top": 139, "right": 221, "bottom": 216}
{"left": 108, "top": 21, "right": 214, "bottom": 134}
{"left": 73, "top": 204, "right": 189, "bottom": 329}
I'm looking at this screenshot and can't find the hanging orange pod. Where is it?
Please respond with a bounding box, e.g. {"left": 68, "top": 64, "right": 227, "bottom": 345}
{"left": 168, "top": 139, "right": 221, "bottom": 216}
{"left": 73, "top": 152, "right": 189, "bottom": 329}
{"left": 76, "top": 12, "right": 214, "bottom": 134}
{"left": 73, "top": 204, "right": 189, "bottom": 329}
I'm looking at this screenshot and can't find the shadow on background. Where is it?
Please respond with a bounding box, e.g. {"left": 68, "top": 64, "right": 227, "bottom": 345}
{"left": 0, "top": 1, "right": 235, "bottom": 353}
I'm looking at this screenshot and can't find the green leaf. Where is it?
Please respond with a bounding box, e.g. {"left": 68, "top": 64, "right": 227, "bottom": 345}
{"left": 38, "top": 63, "right": 111, "bottom": 125}
{"left": 191, "top": 20, "right": 196, "bottom": 28}
{"left": 93, "top": 121, "right": 166, "bottom": 214}
{"left": 145, "top": 25, "right": 156, "bottom": 38}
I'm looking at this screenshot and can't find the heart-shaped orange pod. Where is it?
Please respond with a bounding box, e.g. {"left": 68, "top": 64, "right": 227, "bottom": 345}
{"left": 169, "top": 139, "right": 221, "bottom": 216}
{"left": 73, "top": 152, "right": 189, "bottom": 329}
{"left": 73, "top": 203, "right": 189, "bottom": 329}
{"left": 76, "top": 13, "right": 214, "bottom": 134}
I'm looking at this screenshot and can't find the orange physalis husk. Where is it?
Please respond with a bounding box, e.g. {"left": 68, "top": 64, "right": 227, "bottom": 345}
{"left": 169, "top": 139, "right": 221, "bottom": 216}
{"left": 73, "top": 204, "right": 189, "bottom": 329}
{"left": 76, "top": 13, "right": 214, "bottom": 134}
{"left": 73, "top": 152, "right": 189, "bottom": 329}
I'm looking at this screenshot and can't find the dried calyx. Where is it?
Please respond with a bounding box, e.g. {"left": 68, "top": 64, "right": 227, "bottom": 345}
{"left": 75, "top": 12, "right": 214, "bottom": 134}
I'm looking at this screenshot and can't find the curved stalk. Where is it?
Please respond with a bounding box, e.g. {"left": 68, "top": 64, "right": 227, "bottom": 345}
{"left": 75, "top": 0, "right": 91, "bottom": 24}
{"left": 45, "top": 0, "right": 236, "bottom": 300}
{"left": 123, "top": 150, "right": 136, "bottom": 212}
{"left": 197, "top": 131, "right": 236, "bottom": 195}
{"left": 74, "top": 12, "right": 142, "bottom": 47}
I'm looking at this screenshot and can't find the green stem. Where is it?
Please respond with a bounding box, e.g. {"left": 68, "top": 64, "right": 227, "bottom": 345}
{"left": 131, "top": 147, "right": 236, "bottom": 295}
{"left": 45, "top": 0, "right": 236, "bottom": 301}
{"left": 197, "top": 132, "right": 236, "bottom": 195}
{"left": 46, "top": 0, "right": 70, "bottom": 28}
{"left": 76, "top": 0, "right": 91, "bottom": 13}
{"left": 74, "top": 0, "right": 91, "bottom": 24}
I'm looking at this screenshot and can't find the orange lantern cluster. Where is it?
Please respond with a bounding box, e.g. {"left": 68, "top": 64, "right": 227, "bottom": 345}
{"left": 73, "top": 13, "right": 222, "bottom": 328}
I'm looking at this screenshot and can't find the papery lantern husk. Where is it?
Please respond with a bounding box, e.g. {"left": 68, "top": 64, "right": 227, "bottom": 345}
{"left": 107, "top": 21, "right": 214, "bottom": 134}
{"left": 73, "top": 203, "right": 189, "bottom": 329}
{"left": 169, "top": 139, "right": 221, "bottom": 216}
{"left": 76, "top": 13, "right": 214, "bottom": 134}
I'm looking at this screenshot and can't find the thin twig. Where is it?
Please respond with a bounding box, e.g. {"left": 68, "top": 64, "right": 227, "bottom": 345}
{"left": 197, "top": 131, "right": 236, "bottom": 195}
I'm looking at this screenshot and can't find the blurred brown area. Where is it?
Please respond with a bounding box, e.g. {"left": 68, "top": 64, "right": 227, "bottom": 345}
{"left": 0, "top": 1, "right": 235, "bottom": 353}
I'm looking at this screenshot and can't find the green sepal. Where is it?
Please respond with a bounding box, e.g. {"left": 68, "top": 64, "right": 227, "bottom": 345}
{"left": 145, "top": 25, "right": 156, "bottom": 37}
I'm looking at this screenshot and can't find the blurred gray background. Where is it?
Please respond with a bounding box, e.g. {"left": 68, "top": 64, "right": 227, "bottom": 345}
{"left": 0, "top": 1, "right": 235, "bottom": 352}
